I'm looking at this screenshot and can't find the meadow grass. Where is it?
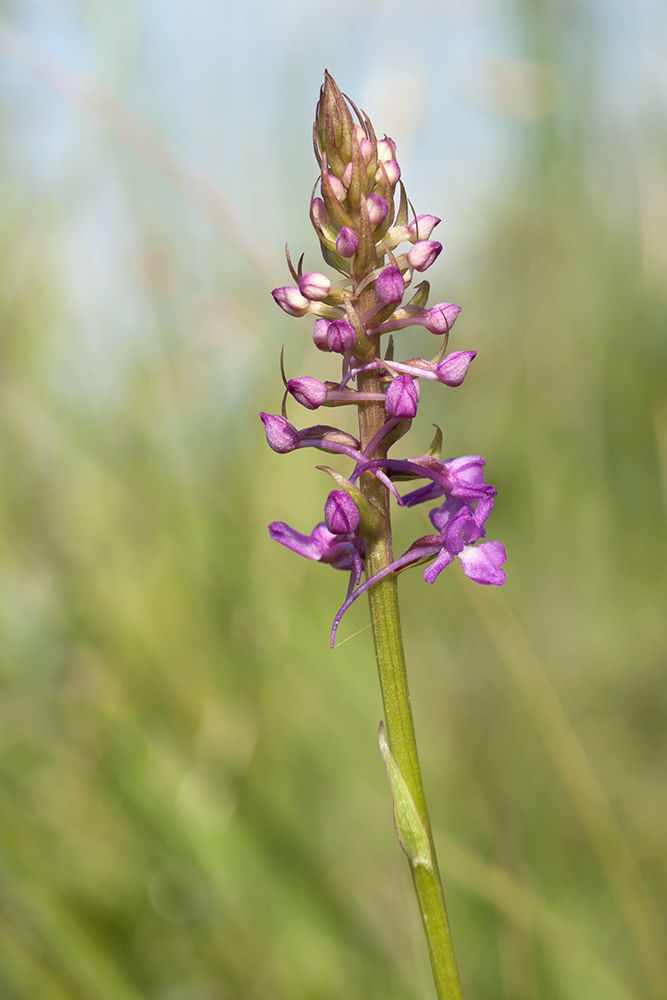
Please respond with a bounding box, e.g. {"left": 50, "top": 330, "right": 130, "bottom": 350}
{"left": 1, "top": 18, "right": 666, "bottom": 1000}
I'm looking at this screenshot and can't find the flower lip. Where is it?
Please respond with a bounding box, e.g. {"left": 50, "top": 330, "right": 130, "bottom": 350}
{"left": 269, "top": 520, "right": 359, "bottom": 572}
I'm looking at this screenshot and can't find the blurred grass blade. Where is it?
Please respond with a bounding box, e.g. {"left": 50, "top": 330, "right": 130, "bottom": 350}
{"left": 467, "top": 586, "right": 667, "bottom": 998}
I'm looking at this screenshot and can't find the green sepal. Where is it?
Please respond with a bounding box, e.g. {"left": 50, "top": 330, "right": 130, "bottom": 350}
{"left": 300, "top": 425, "right": 360, "bottom": 450}
{"left": 345, "top": 132, "right": 366, "bottom": 211}
{"left": 407, "top": 280, "right": 430, "bottom": 309}
{"left": 320, "top": 158, "right": 354, "bottom": 228}
{"left": 316, "top": 466, "right": 385, "bottom": 540}
{"left": 378, "top": 722, "right": 433, "bottom": 871}
{"left": 425, "top": 424, "right": 443, "bottom": 459}
{"left": 369, "top": 300, "right": 403, "bottom": 328}
{"left": 371, "top": 159, "right": 396, "bottom": 243}
{"left": 381, "top": 418, "right": 412, "bottom": 450}
{"left": 394, "top": 181, "right": 409, "bottom": 228}
{"left": 316, "top": 72, "right": 355, "bottom": 176}
{"left": 321, "top": 242, "right": 351, "bottom": 275}
{"left": 353, "top": 197, "right": 378, "bottom": 280}
{"left": 343, "top": 295, "right": 374, "bottom": 361}
{"left": 360, "top": 110, "right": 379, "bottom": 182}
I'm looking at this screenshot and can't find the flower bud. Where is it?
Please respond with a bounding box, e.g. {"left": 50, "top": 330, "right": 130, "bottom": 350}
{"left": 407, "top": 215, "right": 441, "bottom": 242}
{"left": 359, "top": 137, "right": 373, "bottom": 164}
{"left": 376, "top": 265, "right": 405, "bottom": 305}
{"left": 260, "top": 413, "right": 300, "bottom": 453}
{"left": 327, "top": 318, "right": 357, "bottom": 353}
{"left": 434, "top": 351, "right": 476, "bottom": 386}
{"left": 336, "top": 227, "right": 359, "bottom": 258}
{"left": 325, "top": 490, "right": 361, "bottom": 535}
{"left": 377, "top": 136, "right": 397, "bottom": 163}
{"left": 366, "top": 193, "right": 388, "bottom": 227}
{"left": 299, "top": 271, "right": 331, "bottom": 301}
{"left": 310, "top": 197, "right": 330, "bottom": 228}
{"left": 380, "top": 159, "right": 401, "bottom": 187}
{"left": 424, "top": 302, "right": 461, "bottom": 334}
{"left": 407, "top": 240, "right": 442, "bottom": 272}
{"left": 316, "top": 71, "right": 355, "bottom": 171}
{"left": 385, "top": 374, "right": 420, "bottom": 419}
{"left": 327, "top": 173, "right": 347, "bottom": 202}
{"left": 313, "top": 318, "right": 331, "bottom": 351}
{"left": 272, "top": 286, "right": 311, "bottom": 317}
{"left": 287, "top": 377, "right": 329, "bottom": 409}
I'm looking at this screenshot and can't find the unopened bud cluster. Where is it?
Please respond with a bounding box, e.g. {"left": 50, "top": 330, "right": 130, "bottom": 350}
{"left": 262, "top": 72, "right": 506, "bottom": 645}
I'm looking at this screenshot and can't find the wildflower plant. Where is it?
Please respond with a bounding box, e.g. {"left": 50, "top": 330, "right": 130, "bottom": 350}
{"left": 262, "top": 72, "right": 506, "bottom": 999}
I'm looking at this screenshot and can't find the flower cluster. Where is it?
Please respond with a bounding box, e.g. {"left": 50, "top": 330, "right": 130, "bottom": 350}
{"left": 262, "top": 72, "right": 506, "bottom": 646}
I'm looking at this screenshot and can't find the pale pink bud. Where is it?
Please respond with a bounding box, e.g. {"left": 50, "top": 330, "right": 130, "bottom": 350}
{"left": 377, "top": 136, "right": 397, "bottom": 162}
{"left": 366, "top": 193, "right": 388, "bottom": 226}
{"left": 313, "top": 318, "right": 331, "bottom": 351}
{"left": 407, "top": 215, "right": 441, "bottom": 242}
{"left": 327, "top": 173, "right": 346, "bottom": 201}
{"left": 381, "top": 159, "right": 401, "bottom": 187}
{"left": 424, "top": 302, "right": 461, "bottom": 334}
{"left": 310, "top": 197, "right": 330, "bottom": 228}
{"left": 359, "top": 137, "right": 373, "bottom": 164}
{"left": 299, "top": 271, "right": 331, "bottom": 301}
{"left": 272, "top": 286, "right": 311, "bottom": 317}
{"left": 407, "top": 240, "right": 442, "bottom": 272}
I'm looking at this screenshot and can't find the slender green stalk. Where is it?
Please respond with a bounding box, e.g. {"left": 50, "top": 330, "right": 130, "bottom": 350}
{"left": 264, "top": 71, "right": 507, "bottom": 998}
{"left": 357, "top": 363, "right": 465, "bottom": 1000}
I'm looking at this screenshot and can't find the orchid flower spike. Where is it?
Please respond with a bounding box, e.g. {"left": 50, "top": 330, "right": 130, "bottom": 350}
{"left": 262, "top": 70, "right": 506, "bottom": 645}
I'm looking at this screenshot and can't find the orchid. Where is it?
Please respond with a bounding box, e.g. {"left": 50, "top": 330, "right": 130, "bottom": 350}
{"left": 260, "top": 72, "right": 507, "bottom": 1000}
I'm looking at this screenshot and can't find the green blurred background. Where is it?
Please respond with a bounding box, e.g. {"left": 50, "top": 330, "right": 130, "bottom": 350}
{"left": 1, "top": 1, "right": 666, "bottom": 998}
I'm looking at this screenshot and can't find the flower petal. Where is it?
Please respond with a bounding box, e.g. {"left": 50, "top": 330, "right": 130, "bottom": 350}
{"left": 458, "top": 541, "right": 507, "bottom": 586}
{"left": 423, "top": 547, "right": 454, "bottom": 583}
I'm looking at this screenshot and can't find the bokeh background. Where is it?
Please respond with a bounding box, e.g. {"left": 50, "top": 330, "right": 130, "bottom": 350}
{"left": 1, "top": 1, "right": 666, "bottom": 998}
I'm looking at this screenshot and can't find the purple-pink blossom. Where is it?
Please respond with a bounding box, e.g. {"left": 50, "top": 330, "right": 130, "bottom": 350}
{"left": 264, "top": 72, "right": 506, "bottom": 648}
{"left": 407, "top": 241, "right": 442, "bottom": 272}
{"left": 385, "top": 375, "right": 420, "bottom": 419}
{"left": 336, "top": 227, "right": 359, "bottom": 258}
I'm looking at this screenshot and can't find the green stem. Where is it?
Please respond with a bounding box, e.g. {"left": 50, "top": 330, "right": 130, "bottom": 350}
{"left": 356, "top": 363, "right": 464, "bottom": 1000}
